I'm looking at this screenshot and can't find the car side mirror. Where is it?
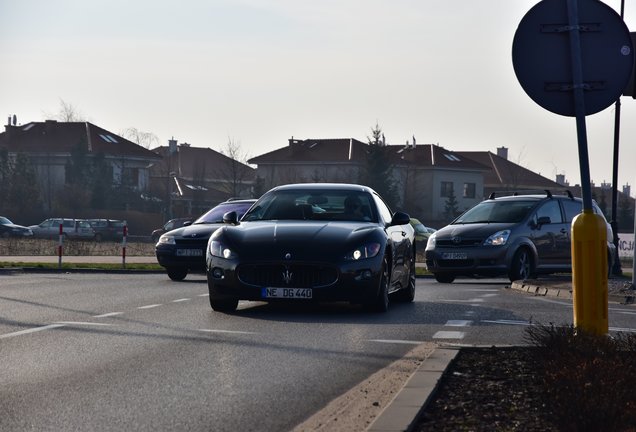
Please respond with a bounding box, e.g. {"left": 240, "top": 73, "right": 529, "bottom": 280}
{"left": 223, "top": 211, "right": 239, "bottom": 225}
{"left": 532, "top": 216, "right": 551, "bottom": 228}
{"left": 390, "top": 211, "right": 410, "bottom": 226}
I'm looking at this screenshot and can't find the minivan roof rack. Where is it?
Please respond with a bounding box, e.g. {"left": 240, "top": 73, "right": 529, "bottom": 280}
{"left": 487, "top": 189, "right": 554, "bottom": 200}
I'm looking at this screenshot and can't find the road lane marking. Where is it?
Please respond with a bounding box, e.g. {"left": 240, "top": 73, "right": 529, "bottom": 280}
{"left": 198, "top": 329, "right": 258, "bottom": 335}
{"left": 0, "top": 324, "right": 65, "bottom": 339}
{"left": 137, "top": 304, "right": 162, "bottom": 309}
{"left": 481, "top": 319, "right": 531, "bottom": 326}
{"left": 480, "top": 293, "right": 499, "bottom": 298}
{"left": 367, "top": 339, "right": 427, "bottom": 345}
{"left": 433, "top": 331, "right": 465, "bottom": 339}
{"left": 172, "top": 298, "right": 191, "bottom": 303}
{"left": 198, "top": 293, "right": 209, "bottom": 297}
{"left": 55, "top": 321, "right": 114, "bottom": 326}
{"left": 609, "top": 326, "right": 636, "bottom": 333}
{"left": 93, "top": 312, "right": 124, "bottom": 318}
{"left": 445, "top": 320, "right": 473, "bottom": 327}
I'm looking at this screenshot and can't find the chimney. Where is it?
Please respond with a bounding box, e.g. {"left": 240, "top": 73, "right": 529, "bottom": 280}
{"left": 555, "top": 174, "right": 568, "bottom": 186}
{"left": 496, "top": 146, "right": 508, "bottom": 159}
{"left": 623, "top": 183, "right": 631, "bottom": 197}
{"left": 168, "top": 138, "right": 178, "bottom": 155}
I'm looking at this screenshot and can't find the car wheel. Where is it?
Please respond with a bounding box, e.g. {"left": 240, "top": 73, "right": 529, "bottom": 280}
{"left": 508, "top": 248, "right": 533, "bottom": 282}
{"left": 166, "top": 267, "right": 188, "bottom": 281}
{"left": 94, "top": 233, "right": 102, "bottom": 242}
{"left": 207, "top": 273, "right": 238, "bottom": 312}
{"left": 366, "top": 255, "right": 390, "bottom": 312}
{"left": 395, "top": 255, "right": 416, "bottom": 303}
{"left": 434, "top": 273, "right": 456, "bottom": 283}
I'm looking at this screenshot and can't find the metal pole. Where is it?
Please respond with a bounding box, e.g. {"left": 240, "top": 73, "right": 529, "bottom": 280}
{"left": 611, "top": 0, "right": 626, "bottom": 276}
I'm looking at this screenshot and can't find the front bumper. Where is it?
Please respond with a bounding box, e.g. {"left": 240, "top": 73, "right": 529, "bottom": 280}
{"left": 425, "top": 246, "right": 510, "bottom": 277}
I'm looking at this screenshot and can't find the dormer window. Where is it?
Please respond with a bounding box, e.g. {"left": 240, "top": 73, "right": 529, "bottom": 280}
{"left": 443, "top": 153, "right": 460, "bottom": 161}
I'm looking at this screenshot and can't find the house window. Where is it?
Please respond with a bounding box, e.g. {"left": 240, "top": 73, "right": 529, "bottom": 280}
{"left": 463, "top": 182, "right": 476, "bottom": 198}
{"left": 440, "top": 181, "right": 454, "bottom": 198}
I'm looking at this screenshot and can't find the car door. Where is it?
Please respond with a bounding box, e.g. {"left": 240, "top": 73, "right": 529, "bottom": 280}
{"left": 530, "top": 200, "right": 569, "bottom": 266}
{"left": 373, "top": 194, "right": 408, "bottom": 287}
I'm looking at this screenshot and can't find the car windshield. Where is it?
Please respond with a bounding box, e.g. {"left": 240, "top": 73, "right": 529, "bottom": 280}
{"left": 454, "top": 200, "right": 536, "bottom": 224}
{"left": 242, "top": 189, "right": 377, "bottom": 222}
{"left": 194, "top": 201, "right": 254, "bottom": 224}
{"left": 0, "top": 216, "right": 12, "bottom": 225}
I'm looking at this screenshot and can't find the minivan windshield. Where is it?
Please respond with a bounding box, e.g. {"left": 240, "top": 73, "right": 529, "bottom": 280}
{"left": 453, "top": 200, "right": 536, "bottom": 224}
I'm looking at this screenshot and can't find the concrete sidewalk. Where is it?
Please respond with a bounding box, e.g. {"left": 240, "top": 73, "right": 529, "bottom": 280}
{"left": 0, "top": 255, "right": 157, "bottom": 264}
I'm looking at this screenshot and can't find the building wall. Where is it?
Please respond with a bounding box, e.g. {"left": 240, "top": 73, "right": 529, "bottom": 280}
{"left": 431, "top": 169, "right": 483, "bottom": 223}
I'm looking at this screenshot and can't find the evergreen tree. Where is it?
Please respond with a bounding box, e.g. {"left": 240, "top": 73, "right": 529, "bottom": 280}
{"left": 617, "top": 195, "right": 634, "bottom": 231}
{"left": 8, "top": 153, "right": 41, "bottom": 216}
{"left": 90, "top": 152, "right": 113, "bottom": 209}
{"left": 362, "top": 122, "right": 399, "bottom": 210}
{"left": 0, "top": 148, "right": 10, "bottom": 212}
{"left": 444, "top": 186, "right": 460, "bottom": 221}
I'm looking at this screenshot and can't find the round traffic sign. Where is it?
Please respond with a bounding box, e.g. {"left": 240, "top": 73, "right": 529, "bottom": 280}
{"left": 512, "top": 0, "right": 633, "bottom": 116}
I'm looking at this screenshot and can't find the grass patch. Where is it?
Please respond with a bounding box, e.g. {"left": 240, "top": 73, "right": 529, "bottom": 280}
{"left": 0, "top": 261, "right": 162, "bottom": 271}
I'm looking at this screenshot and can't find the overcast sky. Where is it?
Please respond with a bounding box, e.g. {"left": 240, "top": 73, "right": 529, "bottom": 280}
{"left": 2, "top": 0, "right": 636, "bottom": 193}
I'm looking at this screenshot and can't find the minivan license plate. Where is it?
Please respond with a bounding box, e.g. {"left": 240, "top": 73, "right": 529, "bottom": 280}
{"left": 442, "top": 252, "right": 467, "bottom": 260}
{"left": 262, "top": 287, "right": 313, "bottom": 299}
{"left": 176, "top": 249, "right": 203, "bottom": 257}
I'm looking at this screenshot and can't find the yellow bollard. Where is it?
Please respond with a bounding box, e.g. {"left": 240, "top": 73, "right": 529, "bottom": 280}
{"left": 571, "top": 210, "right": 608, "bottom": 335}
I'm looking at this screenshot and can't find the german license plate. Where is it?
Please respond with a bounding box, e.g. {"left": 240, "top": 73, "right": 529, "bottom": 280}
{"left": 442, "top": 252, "right": 467, "bottom": 260}
{"left": 261, "top": 287, "right": 313, "bottom": 299}
{"left": 176, "top": 249, "right": 203, "bottom": 257}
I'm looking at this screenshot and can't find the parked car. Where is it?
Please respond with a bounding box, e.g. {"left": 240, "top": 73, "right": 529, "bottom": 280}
{"left": 425, "top": 191, "right": 616, "bottom": 283}
{"left": 151, "top": 218, "right": 192, "bottom": 242}
{"left": 86, "top": 219, "right": 126, "bottom": 242}
{"left": 0, "top": 216, "right": 33, "bottom": 238}
{"left": 155, "top": 200, "right": 257, "bottom": 281}
{"left": 410, "top": 218, "right": 436, "bottom": 248}
{"left": 205, "top": 183, "right": 416, "bottom": 313}
{"left": 29, "top": 218, "right": 96, "bottom": 240}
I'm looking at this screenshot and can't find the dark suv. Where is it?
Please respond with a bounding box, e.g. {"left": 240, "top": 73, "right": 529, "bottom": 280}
{"left": 425, "top": 191, "right": 616, "bottom": 283}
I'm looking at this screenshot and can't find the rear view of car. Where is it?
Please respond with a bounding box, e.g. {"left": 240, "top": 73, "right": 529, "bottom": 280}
{"left": 425, "top": 192, "right": 616, "bottom": 283}
{"left": 86, "top": 219, "right": 126, "bottom": 242}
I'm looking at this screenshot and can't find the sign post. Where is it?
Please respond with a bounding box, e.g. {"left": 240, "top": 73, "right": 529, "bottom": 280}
{"left": 513, "top": 0, "right": 634, "bottom": 334}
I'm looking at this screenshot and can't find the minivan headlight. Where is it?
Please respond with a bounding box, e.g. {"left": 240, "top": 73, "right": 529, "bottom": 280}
{"left": 484, "top": 230, "right": 510, "bottom": 246}
{"left": 158, "top": 234, "right": 175, "bottom": 245}
{"left": 425, "top": 233, "right": 436, "bottom": 250}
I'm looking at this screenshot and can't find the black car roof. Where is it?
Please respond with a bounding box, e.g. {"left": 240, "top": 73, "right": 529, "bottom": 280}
{"left": 270, "top": 183, "right": 373, "bottom": 193}
{"left": 488, "top": 194, "right": 581, "bottom": 202}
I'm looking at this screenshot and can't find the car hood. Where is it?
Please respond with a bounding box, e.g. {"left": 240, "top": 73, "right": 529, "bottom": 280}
{"left": 4, "top": 223, "right": 29, "bottom": 230}
{"left": 167, "top": 223, "right": 224, "bottom": 239}
{"left": 436, "top": 222, "right": 516, "bottom": 239}
{"left": 219, "top": 221, "right": 379, "bottom": 261}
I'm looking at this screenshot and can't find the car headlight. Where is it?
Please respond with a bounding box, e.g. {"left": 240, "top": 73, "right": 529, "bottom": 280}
{"left": 425, "top": 233, "right": 436, "bottom": 250}
{"left": 345, "top": 242, "right": 381, "bottom": 260}
{"left": 209, "top": 240, "right": 237, "bottom": 259}
{"left": 157, "top": 234, "right": 175, "bottom": 245}
{"left": 484, "top": 230, "right": 510, "bottom": 246}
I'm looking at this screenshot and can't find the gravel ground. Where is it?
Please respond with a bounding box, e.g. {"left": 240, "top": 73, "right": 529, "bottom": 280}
{"left": 414, "top": 346, "right": 558, "bottom": 432}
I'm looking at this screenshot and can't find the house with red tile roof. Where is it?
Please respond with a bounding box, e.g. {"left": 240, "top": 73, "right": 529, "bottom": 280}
{"left": 248, "top": 139, "right": 574, "bottom": 227}
{"left": 0, "top": 119, "right": 161, "bottom": 213}
{"left": 150, "top": 140, "right": 256, "bottom": 218}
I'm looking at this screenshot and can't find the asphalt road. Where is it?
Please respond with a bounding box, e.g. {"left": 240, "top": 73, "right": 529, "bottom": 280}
{"left": 1, "top": 273, "right": 635, "bottom": 431}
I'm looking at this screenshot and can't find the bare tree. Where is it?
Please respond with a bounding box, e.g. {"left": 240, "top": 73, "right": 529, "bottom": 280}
{"left": 53, "top": 99, "right": 86, "bottom": 122}
{"left": 120, "top": 127, "right": 160, "bottom": 149}
{"left": 219, "top": 138, "right": 253, "bottom": 197}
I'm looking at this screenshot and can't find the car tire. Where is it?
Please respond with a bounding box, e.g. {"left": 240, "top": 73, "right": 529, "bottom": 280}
{"left": 395, "top": 255, "right": 416, "bottom": 303}
{"left": 209, "top": 297, "right": 239, "bottom": 312}
{"left": 366, "top": 255, "right": 390, "bottom": 312}
{"left": 94, "top": 233, "right": 102, "bottom": 242}
{"left": 434, "top": 273, "right": 456, "bottom": 283}
{"left": 508, "top": 248, "right": 533, "bottom": 282}
{"left": 167, "top": 267, "right": 188, "bottom": 281}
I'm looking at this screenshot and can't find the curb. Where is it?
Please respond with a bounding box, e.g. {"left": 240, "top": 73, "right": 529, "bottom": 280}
{"left": 367, "top": 348, "right": 459, "bottom": 432}
{"left": 509, "top": 280, "right": 635, "bottom": 305}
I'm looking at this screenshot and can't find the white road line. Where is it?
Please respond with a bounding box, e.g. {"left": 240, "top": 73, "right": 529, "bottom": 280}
{"left": 137, "top": 304, "right": 162, "bottom": 309}
{"left": 618, "top": 311, "right": 636, "bottom": 316}
{"left": 481, "top": 319, "right": 531, "bottom": 326}
{"left": 367, "top": 339, "right": 427, "bottom": 345}
{"left": 467, "top": 289, "right": 499, "bottom": 292}
{"left": 440, "top": 298, "right": 484, "bottom": 303}
{"left": 609, "top": 327, "right": 636, "bottom": 333}
{"left": 93, "top": 312, "right": 124, "bottom": 318}
{"left": 480, "top": 293, "right": 499, "bottom": 298}
{"left": 530, "top": 297, "right": 572, "bottom": 307}
{"left": 0, "top": 324, "right": 65, "bottom": 339}
{"left": 432, "top": 331, "right": 465, "bottom": 339}
{"left": 198, "top": 329, "right": 258, "bottom": 335}
{"left": 445, "top": 320, "right": 473, "bottom": 327}
{"left": 172, "top": 298, "right": 191, "bottom": 303}
{"left": 198, "top": 293, "right": 209, "bottom": 297}
{"left": 55, "top": 321, "right": 114, "bottom": 326}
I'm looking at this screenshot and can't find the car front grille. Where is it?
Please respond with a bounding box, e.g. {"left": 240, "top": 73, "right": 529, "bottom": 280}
{"left": 175, "top": 238, "right": 208, "bottom": 247}
{"left": 237, "top": 264, "right": 338, "bottom": 288}
{"left": 436, "top": 238, "right": 483, "bottom": 247}
{"left": 437, "top": 259, "right": 474, "bottom": 268}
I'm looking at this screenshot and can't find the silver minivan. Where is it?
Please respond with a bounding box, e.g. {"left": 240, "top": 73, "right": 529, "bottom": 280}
{"left": 425, "top": 192, "right": 616, "bottom": 283}
{"left": 29, "top": 218, "right": 96, "bottom": 240}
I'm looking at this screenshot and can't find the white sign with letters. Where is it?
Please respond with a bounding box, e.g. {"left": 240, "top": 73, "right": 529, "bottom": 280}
{"left": 618, "top": 233, "right": 635, "bottom": 258}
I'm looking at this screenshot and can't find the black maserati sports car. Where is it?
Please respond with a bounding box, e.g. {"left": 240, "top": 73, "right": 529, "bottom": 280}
{"left": 205, "top": 183, "right": 416, "bottom": 312}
